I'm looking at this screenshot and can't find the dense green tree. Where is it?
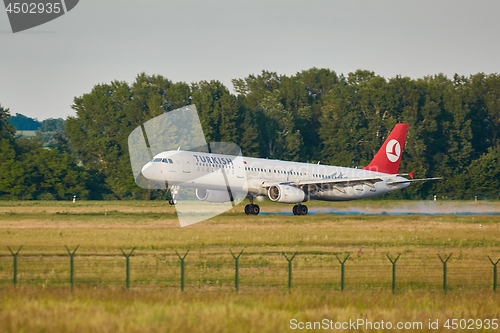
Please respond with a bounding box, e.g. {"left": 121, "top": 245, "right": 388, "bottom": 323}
{"left": 1, "top": 105, "right": 15, "bottom": 140}
{"left": 467, "top": 146, "right": 500, "bottom": 200}
{"left": 256, "top": 92, "right": 302, "bottom": 161}
{"left": 126, "top": 73, "right": 171, "bottom": 125}
{"left": 18, "top": 138, "right": 89, "bottom": 200}
{"left": 66, "top": 73, "right": 192, "bottom": 199}
{"left": 236, "top": 106, "right": 260, "bottom": 157}
{"left": 191, "top": 80, "right": 239, "bottom": 144}
{"left": 66, "top": 80, "right": 134, "bottom": 199}
{"left": 0, "top": 105, "right": 20, "bottom": 199}
{"left": 39, "top": 118, "right": 65, "bottom": 132}
{"left": 4, "top": 68, "right": 500, "bottom": 201}
{"left": 484, "top": 74, "right": 500, "bottom": 148}
{"left": 456, "top": 73, "right": 500, "bottom": 156}
{"left": 35, "top": 118, "right": 65, "bottom": 147}
{"left": 8, "top": 113, "right": 40, "bottom": 130}
{"left": 295, "top": 68, "right": 340, "bottom": 160}
{"left": 0, "top": 134, "right": 88, "bottom": 200}
{"left": 319, "top": 81, "right": 361, "bottom": 167}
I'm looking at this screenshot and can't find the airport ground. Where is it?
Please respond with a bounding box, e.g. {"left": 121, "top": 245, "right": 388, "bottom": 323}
{"left": 0, "top": 200, "right": 499, "bottom": 332}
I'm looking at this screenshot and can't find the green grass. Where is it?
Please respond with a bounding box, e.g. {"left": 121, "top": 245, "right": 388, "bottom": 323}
{"left": 0, "top": 200, "right": 499, "bottom": 332}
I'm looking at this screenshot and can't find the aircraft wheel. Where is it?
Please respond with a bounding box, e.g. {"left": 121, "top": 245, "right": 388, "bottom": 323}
{"left": 245, "top": 204, "right": 260, "bottom": 215}
{"left": 293, "top": 204, "right": 308, "bottom": 215}
{"left": 168, "top": 199, "right": 177, "bottom": 205}
{"left": 250, "top": 204, "right": 260, "bottom": 215}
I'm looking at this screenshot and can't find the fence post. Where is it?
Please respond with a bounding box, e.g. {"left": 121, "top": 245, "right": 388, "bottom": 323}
{"left": 334, "top": 253, "right": 350, "bottom": 291}
{"left": 488, "top": 256, "right": 500, "bottom": 292}
{"left": 7, "top": 246, "right": 22, "bottom": 286}
{"left": 65, "top": 245, "right": 79, "bottom": 291}
{"left": 387, "top": 254, "right": 401, "bottom": 293}
{"left": 230, "top": 249, "right": 244, "bottom": 292}
{"left": 175, "top": 250, "right": 189, "bottom": 291}
{"left": 437, "top": 253, "right": 452, "bottom": 293}
{"left": 283, "top": 252, "right": 297, "bottom": 289}
{"left": 120, "top": 248, "right": 135, "bottom": 289}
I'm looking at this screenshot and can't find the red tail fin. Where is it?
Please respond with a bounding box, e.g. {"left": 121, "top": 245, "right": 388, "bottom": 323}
{"left": 363, "top": 123, "right": 408, "bottom": 174}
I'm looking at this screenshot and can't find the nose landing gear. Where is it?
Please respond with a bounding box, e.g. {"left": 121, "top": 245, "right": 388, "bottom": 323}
{"left": 168, "top": 185, "right": 180, "bottom": 205}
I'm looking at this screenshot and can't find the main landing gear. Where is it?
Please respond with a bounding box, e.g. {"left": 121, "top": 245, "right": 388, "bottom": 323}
{"left": 244, "top": 196, "right": 260, "bottom": 215}
{"left": 244, "top": 197, "right": 308, "bottom": 216}
{"left": 245, "top": 204, "right": 260, "bottom": 215}
{"left": 292, "top": 204, "right": 308, "bottom": 216}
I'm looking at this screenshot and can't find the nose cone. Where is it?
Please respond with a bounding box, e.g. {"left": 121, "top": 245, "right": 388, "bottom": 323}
{"left": 141, "top": 161, "right": 154, "bottom": 180}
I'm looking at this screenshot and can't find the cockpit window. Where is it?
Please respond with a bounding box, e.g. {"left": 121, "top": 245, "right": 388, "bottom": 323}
{"left": 152, "top": 157, "right": 174, "bottom": 163}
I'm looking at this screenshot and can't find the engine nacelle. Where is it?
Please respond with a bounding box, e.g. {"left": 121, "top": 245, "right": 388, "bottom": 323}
{"left": 195, "top": 188, "right": 231, "bottom": 203}
{"left": 268, "top": 185, "right": 307, "bottom": 203}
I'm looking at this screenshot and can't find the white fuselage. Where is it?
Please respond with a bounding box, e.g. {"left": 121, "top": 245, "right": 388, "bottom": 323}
{"left": 141, "top": 150, "right": 410, "bottom": 202}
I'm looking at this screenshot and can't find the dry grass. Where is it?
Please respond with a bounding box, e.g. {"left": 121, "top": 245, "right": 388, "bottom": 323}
{"left": 1, "top": 287, "right": 499, "bottom": 333}
{"left": 0, "top": 200, "right": 499, "bottom": 332}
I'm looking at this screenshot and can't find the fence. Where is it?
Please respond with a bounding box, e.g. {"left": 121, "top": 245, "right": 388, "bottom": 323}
{"left": 0, "top": 246, "right": 499, "bottom": 292}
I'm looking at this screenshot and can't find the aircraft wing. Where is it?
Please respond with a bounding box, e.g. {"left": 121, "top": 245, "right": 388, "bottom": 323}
{"left": 260, "top": 176, "right": 385, "bottom": 190}
{"left": 296, "top": 177, "right": 385, "bottom": 188}
{"left": 258, "top": 176, "right": 441, "bottom": 193}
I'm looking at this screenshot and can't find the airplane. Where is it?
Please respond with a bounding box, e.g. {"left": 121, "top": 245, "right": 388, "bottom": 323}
{"left": 140, "top": 123, "right": 440, "bottom": 216}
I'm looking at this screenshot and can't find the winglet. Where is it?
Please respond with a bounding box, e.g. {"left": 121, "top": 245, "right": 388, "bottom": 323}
{"left": 408, "top": 170, "right": 415, "bottom": 179}
{"left": 363, "top": 123, "right": 408, "bottom": 174}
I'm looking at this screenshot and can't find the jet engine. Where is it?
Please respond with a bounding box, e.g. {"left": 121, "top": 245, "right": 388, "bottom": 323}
{"left": 267, "top": 185, "right": 307, "bottom": 203}
{"left": 195, "top": 188, "right": 232, "bottom": 203}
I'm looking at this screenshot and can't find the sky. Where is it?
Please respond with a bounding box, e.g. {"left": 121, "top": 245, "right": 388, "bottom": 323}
{"left": 1, "top": 0, "right": 500, "bottom": 121}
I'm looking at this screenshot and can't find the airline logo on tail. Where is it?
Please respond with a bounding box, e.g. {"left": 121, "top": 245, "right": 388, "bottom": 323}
{"left": 363, "top": 123, "right": 408, "bottom": 174}
{"left": 385, "top": 139, "right": 401, "bottom": 162}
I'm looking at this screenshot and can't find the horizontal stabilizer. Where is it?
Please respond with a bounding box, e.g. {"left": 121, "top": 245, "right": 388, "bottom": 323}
{"left": 386, "top": 177, "right": 442, "bottom": 186}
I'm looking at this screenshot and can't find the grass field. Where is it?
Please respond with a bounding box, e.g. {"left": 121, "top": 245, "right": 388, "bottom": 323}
{"left": 0, "top": 200, "right": 499, "bottom": 332}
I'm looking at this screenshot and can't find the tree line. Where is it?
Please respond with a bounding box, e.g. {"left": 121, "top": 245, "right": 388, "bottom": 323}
{"left": 1, "top": 68, "right": 499, "bottom": 200}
